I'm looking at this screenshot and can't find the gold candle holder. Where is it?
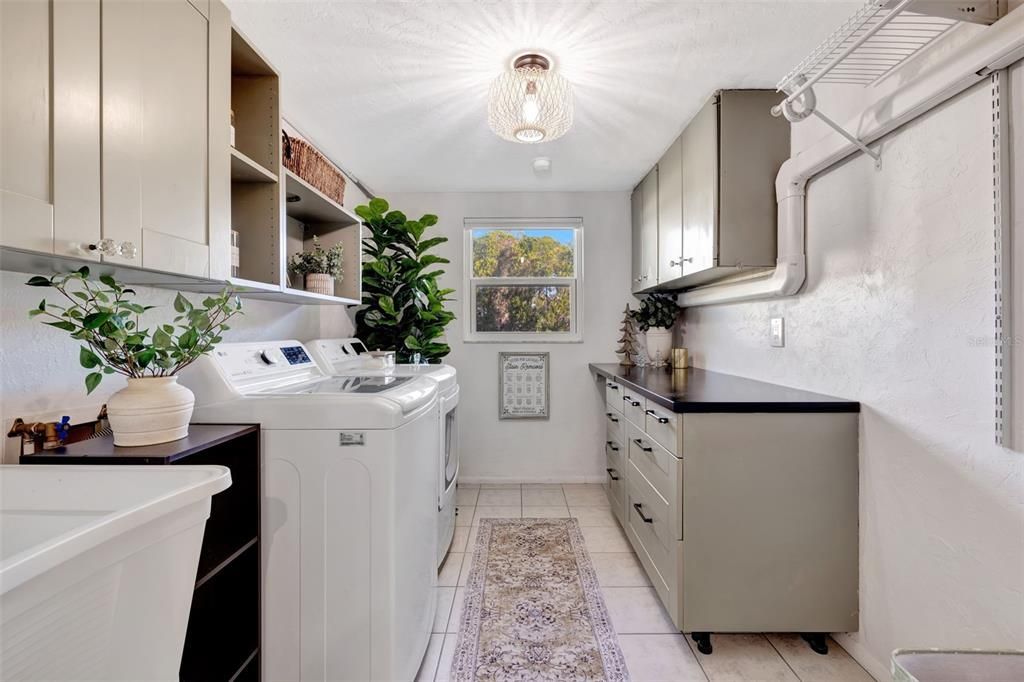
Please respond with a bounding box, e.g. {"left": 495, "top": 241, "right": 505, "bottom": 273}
{"left": 672, "top": 347, "right": 689, "bottom": 369}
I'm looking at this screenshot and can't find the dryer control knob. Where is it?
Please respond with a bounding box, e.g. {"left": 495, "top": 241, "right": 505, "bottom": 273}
{"left": 260, "top": 350, "right": 277, "bottom": 365}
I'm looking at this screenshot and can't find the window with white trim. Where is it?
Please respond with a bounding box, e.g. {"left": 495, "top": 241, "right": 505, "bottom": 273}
{"left": 464, "top": 218, "right": 583, "bottom": 342}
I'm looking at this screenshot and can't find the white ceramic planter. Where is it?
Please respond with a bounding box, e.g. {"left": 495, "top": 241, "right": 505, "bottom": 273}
{"left": 106, "top": 377, "right": 195, "bottom": 447}
{"left": 645, "top": 328, "right": 673, "bottom": 366}
{"left": 305, "top": 273, "right": 335, "bottom": 296}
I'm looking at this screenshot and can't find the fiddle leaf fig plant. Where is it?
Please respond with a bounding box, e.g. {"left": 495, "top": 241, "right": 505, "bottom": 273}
{"left": 631, "top": 292, "right": 681, "bottom": 331}
{"left": 355, "top": 197, "right": 455, "bottom": 363}
{"left": 27, "top": 267, "right": 242, "bottom": 393}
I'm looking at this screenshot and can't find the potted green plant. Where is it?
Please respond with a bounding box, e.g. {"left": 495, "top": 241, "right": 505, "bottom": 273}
{"left": 355, "top": 197, "right": 455, "bottom": 363}
{"left": 288, "top": 235, "right": 343, "bottom": 296}
{"left": 26, "top": 267, "right": 242, "bottom": 446}
{"left": 631, "top": 292, "right": 682, "bottom": 367}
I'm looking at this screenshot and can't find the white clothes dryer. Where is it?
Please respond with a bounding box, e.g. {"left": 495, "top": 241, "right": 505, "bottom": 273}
{"left": 306, "top": 338, "right": 459, "bottom": 566}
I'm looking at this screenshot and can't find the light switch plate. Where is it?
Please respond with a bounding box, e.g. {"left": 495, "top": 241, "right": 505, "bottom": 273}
{"left": 770, "top": 317, "right": 785, "bottom": 347}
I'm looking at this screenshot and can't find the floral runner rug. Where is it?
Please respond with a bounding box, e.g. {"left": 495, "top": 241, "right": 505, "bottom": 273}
{"left": 451, "top": 518, "right": 630, "bottom": 681}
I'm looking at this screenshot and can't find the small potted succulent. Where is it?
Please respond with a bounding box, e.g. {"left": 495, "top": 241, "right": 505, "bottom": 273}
{"left": 27, "top": 267, "right": 242, "bottom": 446}
{"left": 631, "top": 292, "right": 682, "bottom": 367}
{"left": 288, "top": 235, "right": 343, "bottom": 296}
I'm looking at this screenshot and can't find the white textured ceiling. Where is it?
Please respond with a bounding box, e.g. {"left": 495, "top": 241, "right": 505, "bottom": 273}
{"left": 226, "top": 1, "right": 859, "bottom": 193}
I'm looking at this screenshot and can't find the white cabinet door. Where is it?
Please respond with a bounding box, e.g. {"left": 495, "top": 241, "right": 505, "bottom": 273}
{"left": 102, "top": 0, "right": 210, "bottom": 275}
{"left": 657, "top": 135, "right": 683, "bottom": 283}
{"left": 639, "top": 167, "right": 659, "bottom": 289}
{"left": 681, "top": 96, "right": 719, "bottom": 277}
{"left": 1, "top": 0, "right": 101, "bottom": 258}
{"left": 630, "top": 187, "right": 643, "bottom": 293}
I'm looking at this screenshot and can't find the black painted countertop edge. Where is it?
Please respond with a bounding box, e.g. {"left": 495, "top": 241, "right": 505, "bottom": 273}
{"left": 591, "top": 363, "right": 860, "bottom": 414}
{"left": 20, "top": 423, "right": 259, "bottom": 464}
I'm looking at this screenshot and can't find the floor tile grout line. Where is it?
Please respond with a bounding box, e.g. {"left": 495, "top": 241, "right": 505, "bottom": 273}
{"left": 424, "top": 634, "right": 442, "bottom": 682}
{"left": 765, "top": 633, "right": 803, "bottom": 681}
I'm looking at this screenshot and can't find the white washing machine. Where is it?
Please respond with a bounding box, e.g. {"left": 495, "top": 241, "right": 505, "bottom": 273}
{"left": 306, "top": 338, "right": 459, "bottom": 566}
{"left": 179, "top": 341, "right": 439, "bottom": 682}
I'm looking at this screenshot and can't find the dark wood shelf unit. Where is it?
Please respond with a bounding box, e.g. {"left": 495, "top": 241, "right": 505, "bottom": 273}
{"left": 22, "top": 423, "right": 261, "bottom": 682}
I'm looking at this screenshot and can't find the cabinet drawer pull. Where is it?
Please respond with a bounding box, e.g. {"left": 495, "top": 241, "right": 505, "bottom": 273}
{"left": 632, "top": 438, "right": 653, "bottom": 452}
{"left": 623, "top": 395, "right": 641, "bottom": 407}
{"left": 606, "top": 468, "right": 620, "bottom": 481}
{"left": 605, "top": 412, "right": 619, "bottom": 423}
{"left": 633, "top": 502, "right": 654, "bottom": 523}
{"left": 606, "top": 441, "right": 620, "bottom": 452}
{"left": 644, "top": 409, "right": 670, "bottom": 424}
{"left": 606, "top": 382, "right": 619, "bottom": 390}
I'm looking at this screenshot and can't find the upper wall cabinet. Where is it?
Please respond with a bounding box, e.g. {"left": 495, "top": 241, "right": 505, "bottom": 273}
{"left": 631, "top": 89, "right": 790, "bottom": 293}
{"left": 102, "top": 0, "right": 220, "bottom": 276}
{"left": 631, "top": 168, "right": 659, "bottom": 292}
{"left": 0, "top": 0, "right": 229, "bottom": 279}
{"left": 1, "top": 0, "right": 102, "bottom": 259}
{"left": 657, "top": 135, "right": 683, "bottom": 283}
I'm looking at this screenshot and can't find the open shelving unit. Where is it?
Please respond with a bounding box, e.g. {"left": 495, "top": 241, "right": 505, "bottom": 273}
{"left": 283, "top": 169, "right": 362, "bottom": 305}
{"left": 228, "top": 27, "right": 281, "bottom": 293}
{"left": 220, "top": 27, "right": 360, "bottom": 306}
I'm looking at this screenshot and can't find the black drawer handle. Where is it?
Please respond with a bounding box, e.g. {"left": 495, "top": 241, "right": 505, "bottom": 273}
{"left": 623, "top": 395, "right": 641, "bottom": 406}
{"left": 632, "top": 438, "right": 653, "bottom": 452}
{"left": 606, "top": 441, "right": 620, "bottom": 452}
{"left": 633, "top": 502, "right": 654, "bottom": 523}
{"left": 605, "top": 412, "right": 619, "bottom": 423}
{"left": 644, "top": 409, "right": 670, "bottom": 424}
{"left": 606, "top": 468, "right": 620, "bottom": 481}
{"left": 607, "top": 383, "right": 619, "bottom": 390}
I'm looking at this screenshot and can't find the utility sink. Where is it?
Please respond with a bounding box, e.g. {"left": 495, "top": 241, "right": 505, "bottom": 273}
{"left": 0, "top": 464, "right": 231, "bottom": 681}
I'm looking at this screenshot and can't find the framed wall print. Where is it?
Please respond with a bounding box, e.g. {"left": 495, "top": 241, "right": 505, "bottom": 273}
{"left": 499, "top": 352, "right": 550, "bottom": 419}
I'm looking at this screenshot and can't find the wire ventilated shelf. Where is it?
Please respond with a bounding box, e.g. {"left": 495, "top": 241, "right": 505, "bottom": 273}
{"left": 777, "top": 0, "right": 958, "bottom": 94}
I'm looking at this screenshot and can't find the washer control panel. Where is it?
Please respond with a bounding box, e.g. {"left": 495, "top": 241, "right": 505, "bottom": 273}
{"left": 210, "top": 341, "right": 320, "bottom": 385}
{"left": 281, "top": 346, "right": 312, "bottom": 365}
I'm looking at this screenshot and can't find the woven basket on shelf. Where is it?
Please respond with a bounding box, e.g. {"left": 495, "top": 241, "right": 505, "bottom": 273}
{"left": 282, "top": 131, "right": 346, "bottom": 207}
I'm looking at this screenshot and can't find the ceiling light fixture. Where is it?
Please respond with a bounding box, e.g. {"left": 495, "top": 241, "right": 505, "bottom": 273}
{"left": 488, "top": 53, "right": 573, "bottom": 144}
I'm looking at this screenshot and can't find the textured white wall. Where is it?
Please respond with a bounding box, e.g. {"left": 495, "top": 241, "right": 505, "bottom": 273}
{"left": 0, "top": 270, "right": 353, "bottom": 462}
{"left": 683, "top": 81, "right": 1024, "bottom": 678}
{"left": 386, "top": 191, "right": 631, "bottom": 483}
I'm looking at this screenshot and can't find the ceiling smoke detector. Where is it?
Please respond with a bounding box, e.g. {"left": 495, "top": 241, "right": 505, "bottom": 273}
{"left": 532, "top": 157, "right": 552, "bottom": 174}
{"left": 488, "top": 52, "right": 574, "bottom": 144}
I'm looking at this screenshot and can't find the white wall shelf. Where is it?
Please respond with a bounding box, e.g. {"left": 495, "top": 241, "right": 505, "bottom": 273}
{"left": 230, "top": 148, "right": 277, "bottom": 183}
{"left": 281, "top": 287, "right": 360, "bottom": 306}
{"left": 771, "top": 0, "right": 1004, "bottom": 165}
{"left": 284, "top": 170, "right": 358, "bottom": 226}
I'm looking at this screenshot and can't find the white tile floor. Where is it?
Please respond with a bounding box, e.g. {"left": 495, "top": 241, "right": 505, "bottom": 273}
{"left": 416, "top": 483, "right": 876, "bottom": 682}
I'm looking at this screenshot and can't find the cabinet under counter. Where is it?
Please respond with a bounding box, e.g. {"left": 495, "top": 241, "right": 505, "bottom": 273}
{"left": 591, "top": 363, "right": 860, "bottom": 650}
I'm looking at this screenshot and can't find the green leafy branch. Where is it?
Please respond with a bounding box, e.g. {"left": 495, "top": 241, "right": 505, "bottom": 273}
{"left": 27, "top": 267, "right": 242, "bottom": 393}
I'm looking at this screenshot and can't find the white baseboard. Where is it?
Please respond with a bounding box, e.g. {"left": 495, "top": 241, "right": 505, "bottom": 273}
{"left": 832, "top": 633, "right": 886, "bottom": 682}
{"left": 458, "top": 476, "right": 605, "bottom": 485}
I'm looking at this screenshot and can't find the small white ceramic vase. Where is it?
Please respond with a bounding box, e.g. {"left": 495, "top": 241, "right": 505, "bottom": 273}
{"left": 305, "top": 273, "right": 335, "bottom": 296}
{"left": 106, "top": 376, "right": 195, "bottom": 447}
{"left": 645, "top": 328, "right": 673, "bottom": 367}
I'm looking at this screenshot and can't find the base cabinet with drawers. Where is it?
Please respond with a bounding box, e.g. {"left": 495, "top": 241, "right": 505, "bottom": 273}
{"left": 596, "top": 364, "right": 860, "bottom": 654}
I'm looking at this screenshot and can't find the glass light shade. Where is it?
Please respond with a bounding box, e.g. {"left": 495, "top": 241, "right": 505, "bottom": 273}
{"left": 488, "top": 64, "right": 574, "bottom": 144}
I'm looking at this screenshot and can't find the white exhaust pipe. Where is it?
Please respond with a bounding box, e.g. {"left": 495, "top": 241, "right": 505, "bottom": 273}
{"left": 680, "top": 4, "right": 1024, "bottom": 308}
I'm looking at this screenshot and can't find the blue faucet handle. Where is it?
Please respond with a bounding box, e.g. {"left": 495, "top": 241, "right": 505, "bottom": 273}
{"left": 56, "top": 416, "right": 71, "bottom": 441}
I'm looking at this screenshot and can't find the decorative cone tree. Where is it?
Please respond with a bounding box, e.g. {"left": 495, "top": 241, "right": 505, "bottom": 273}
{"left": 617, "top": 305, "right": 639, "bottom": 367}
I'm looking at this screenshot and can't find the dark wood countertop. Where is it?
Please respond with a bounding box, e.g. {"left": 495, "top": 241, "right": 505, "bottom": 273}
{"left": 591, "top": 364, "right": 860, "bottom": 414}
{"left": 21, "top": 423, "right": 259, "bottom": 464}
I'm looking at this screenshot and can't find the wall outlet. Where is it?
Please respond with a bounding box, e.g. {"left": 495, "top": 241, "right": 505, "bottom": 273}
{"left": 770, "top": 317, "right": 785, "bottom": 347}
